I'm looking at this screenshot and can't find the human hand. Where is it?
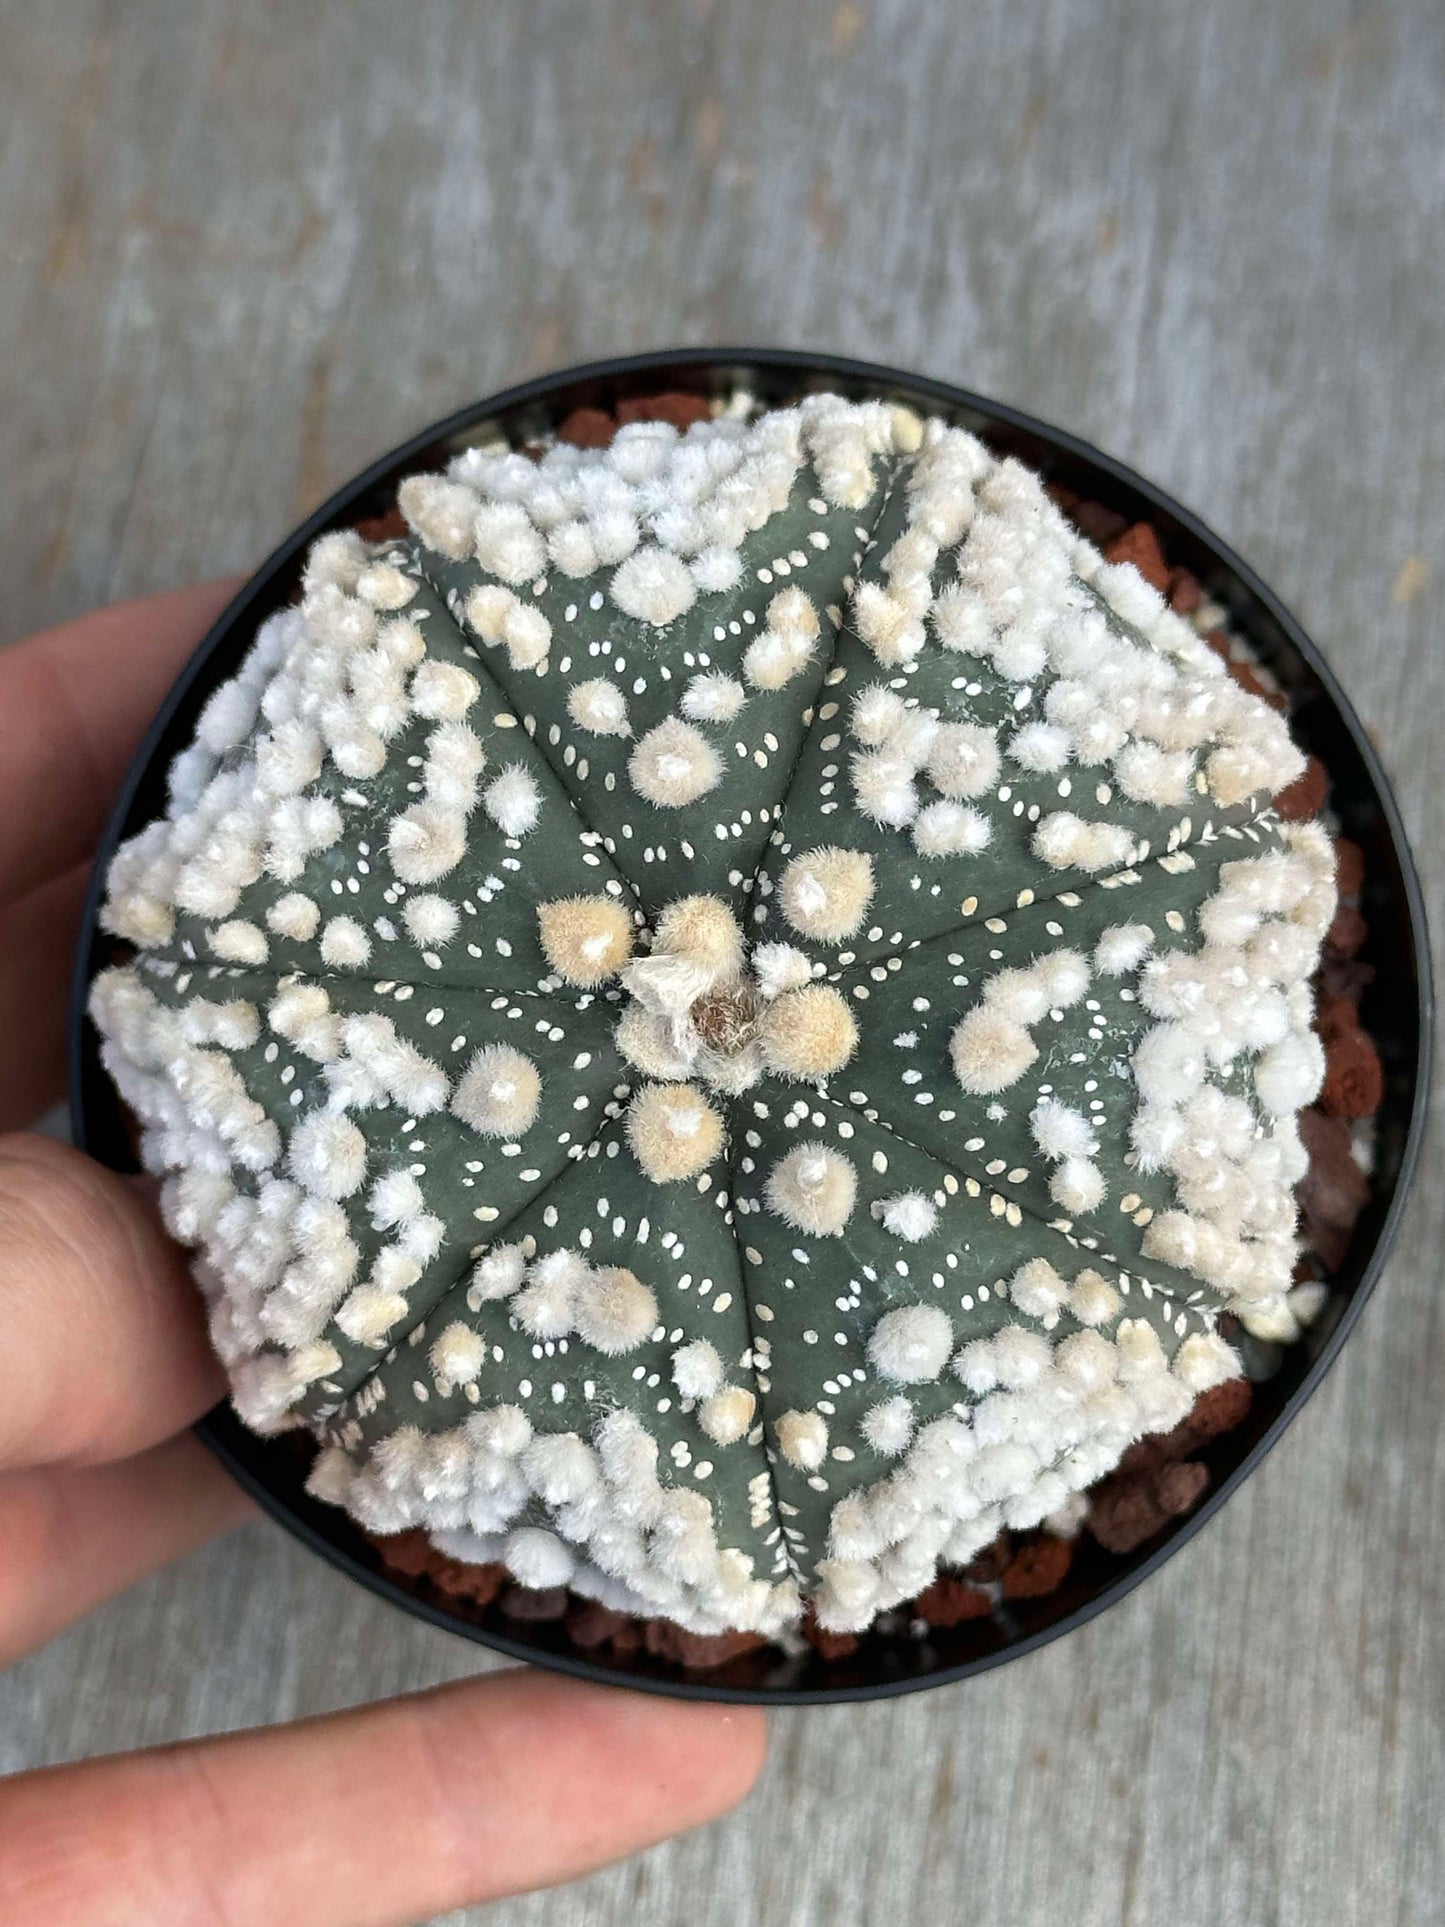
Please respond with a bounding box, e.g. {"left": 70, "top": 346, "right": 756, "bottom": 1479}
{"left": 0, "top": 583, "right": 768, "bottom": 1924}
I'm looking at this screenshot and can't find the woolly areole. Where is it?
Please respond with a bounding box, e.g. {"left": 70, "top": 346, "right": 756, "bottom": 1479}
{"left": 92, "top": 394, "right": 1333, "bottom": 1639}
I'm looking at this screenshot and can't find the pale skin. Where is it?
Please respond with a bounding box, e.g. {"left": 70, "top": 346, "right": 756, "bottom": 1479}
{"left": 0, "top": 582, "right": 768, "bottom": 1925}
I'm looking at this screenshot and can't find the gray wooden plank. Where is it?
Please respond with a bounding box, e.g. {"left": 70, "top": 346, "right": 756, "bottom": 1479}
{"left": 1, "top": 0, "right": 1443, "bottom": 1922}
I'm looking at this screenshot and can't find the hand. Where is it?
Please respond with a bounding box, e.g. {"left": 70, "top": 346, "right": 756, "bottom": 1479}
{"left": 0, "top": 584, "right": 767, "bottom": 1924}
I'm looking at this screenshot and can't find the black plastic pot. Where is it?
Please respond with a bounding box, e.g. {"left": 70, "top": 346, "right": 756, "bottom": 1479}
{"left": 70, "top": 349, "right": 1432, "bottom": 1704}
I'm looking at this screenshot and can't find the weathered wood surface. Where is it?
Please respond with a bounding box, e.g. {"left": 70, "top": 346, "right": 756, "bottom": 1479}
{"left": 2, "top": 1, "right": 1443, "bottom": 1921}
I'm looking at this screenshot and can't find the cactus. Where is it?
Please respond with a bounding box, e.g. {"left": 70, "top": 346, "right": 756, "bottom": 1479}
{"left": 91, "top": 395, "right": 1335, "bottom": 1637}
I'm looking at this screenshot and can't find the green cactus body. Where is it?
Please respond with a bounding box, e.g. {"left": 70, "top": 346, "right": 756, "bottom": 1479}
{"left": 92, "top": 397, "right": 1334, "bottom": 1635}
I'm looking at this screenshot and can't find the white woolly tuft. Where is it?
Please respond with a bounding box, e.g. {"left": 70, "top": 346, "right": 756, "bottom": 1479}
{"left": 690, "top": 546, "right": 744, "bottom": 593}
{"left": 742, "top": 630, "right": 812, "bottom": 691}
{"left": 851, "top": 684, "right": 908, "bottom": 747}
{"left": 1007, "top": 1257, "right": 1068, "bottom": 1320}
{"left": 912, "top": 800, "right": 991, "bottom": 857}
{"left": 474, "top": 502, "right": 546, "bottom": 585}
{"left": 990, "top": 1325, "right": 1053, "bottom": 1388}
{"left": 470, "top": 1243, "right": 527, "bottom": 1301}
{"left": 449, "top": 1045, "right": 542, "bottom": 1139}
{"left": 319, "top": 916, "right": 371, "bottom": 968}
{"left": 950, "top": 1007, "right": 1037, "bottom": 1094}
{"left": 1008, "top": 721, "right": 1071, "bottom": 772}
{"left": 776, "top": 1408, "right": 828, "bottom": 1471}
{"left": 505, "top": 1526, "right": 577, "bottom": 1589}
{"left": 410, "top": 661, "right": 480, "bottom": 722}
{"left": 287, "top": 1113, "right": 367, "bottom": 1199}
{"left": 1254, "top": 1032, "right": 1326, "bottom": 1114}
{"left": 925, "top": 722, "right": 1000, "bottom": 800}
{"left": 483, "top": 765, "right": 542, "bottom": 839}
{"left": 266, "top": 893, "right": 321, "bottom": 941}
{"left": 513, "top": 1250, "right": 588, "bottom": 1340}
{"left": 430, "top": 1322, "right": 487, "bottom": 1393}
{"left": 868, "top": 1304, "right": 954, "bottom": 1384}
{"left": 210, "top": 920, "right": 269, "bottom": 965}
{"left": 369, "top": 1169, "right": 425, "bottom": 1227}
{"left": 572, "top": 1266, "right": 659, "bottom": 1355}
{"left": 628, "top": 718, "right": 723, "bottom": 807}
{"left": 1173, "top": 1330, "right": 1242, "bottom": 1391}
{"left": 568, "top": 678, "right": 631, "bottom": 736}
{"left": 764, "top": 1143, "right": 857, "bottom": 1237}
{"left": 752, "top": 942, "right": 814, "bottom": 999}
{"left": 681, "top": 672, "right": 746, "bottom": 724}
{"left": 1037, "top": 949, "right": 1090, "bottom": 1008}
{"left": 1030, "top": 1098, "right": 1097, "bottom": 1163}
{"left": 1068, "top": 1269, "right": 1123, "bottom": 1328}
{"left": 402, "top": 894, "right": 459, "bottom": 947}
{"left": 860, "top": 1396, "right": 915, "bottom": 1457}
{"left": 671, "top": 1339, "right": 725, "bottom": 1401}
{"left": 1094, "top": 923, "right": 1154, "bottom": 976}
{"left": 698, "top": 1385, "right": 757, "bottom": 1447}
{"left": 1033, "top": 813, "right": 1137, "bottom": 874}
{"left": 611, "top": 547, "right": 697, "bottom": 626}
{"left": 779, "top": 847, "right": 874, "bottom": 942}
{"left": 1049, "top": 1158, "right": 1107, "bottom": 1215}
{"left": 876, "top": 1192, "right": 939, "bottom": 1242}
{"left": 851, "top": 750, "right": 919, "bottom": 827}
{"left": 388, "top": 802, "right": 467, "bottom": 885}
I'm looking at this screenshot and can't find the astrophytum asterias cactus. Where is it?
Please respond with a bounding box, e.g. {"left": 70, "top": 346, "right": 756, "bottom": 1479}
{"left": 91, "top": 395, "right": 1336, "bottom": 1636}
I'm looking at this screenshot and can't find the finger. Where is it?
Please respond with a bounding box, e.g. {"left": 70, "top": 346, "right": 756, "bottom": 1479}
{"left": 0, "top": 577, "right": 243, "bottom": 909}
{"left": 0, "top": 1669, "right": 768, "bottom": 1926}
{"left": 0, "top": 863, "right": 89, "bottom": 1131}
{"left": 0, "top": 1432, "right": 254, "bottom": 1669}
{"left": 0, "top": 1134, "right": 224, "bottom": 1472}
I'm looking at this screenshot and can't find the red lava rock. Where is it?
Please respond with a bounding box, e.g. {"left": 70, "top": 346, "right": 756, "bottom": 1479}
{"left": 375, "top": 1532, "right": 508, "bottom": 1608}
{"left": 1317, "top": 994, "right": 1386, "bottom": 1117}
{"left": 566, "top": 1600, "right": 642, "bottom": 1651}
{"left": 1274, "top": 754, "right": 1330, "bottom": 820}
{"left": 642, "top": 1619, "right": 767, "bottom": 1669}
{"left": 615, "top": 390, "right": 712, "bottom": 432}
{"left": 372, "top": 1529, "right": 438, "bottom": 1578}
{"left": 1296, "top": 1106, "right": 1373, "bottom": 1272}
{"left": 1180, "top": 1374, "right": 1255, "bottom": 1445}
{"left": 499, "top": 1584, "right": 571, "bottom": 1622}
{"left": 557, "top": 405, "right": 617, "bottom": 448}
{"left": 1087, "top": 1460, "right": 1209, "bottom": 1554}
{"left": 1168, "top": 566, "right": 1204, "bottom": 613}
{"left": 1001, "top": 1534, "right": 1075, "bottom": 1599}
{"left": 1334, "top": 836, "right": 1366, "bottom": 900}
{"left": 959, "top": 1534, "right": 1013, "bottom": 1585}
{"left": 435, "top": 1560, "right": 508, "bottom": 1608}
{"left": 354, "top": 507, "right": 409, "bottom": 542}
{"left": 1320, "top": 955, "right": 1376, "bottom": 1002}
{"left": 912, "top": 1575, "right": 993, "bottom": 1626}
{"left": 1326, "top": 901, "right": 1369, "bottom": 960}
{"left": 1156, "top": 1461, "right": 1210, "bottom": 1514}
{"left": 801, "top": 1607, "right": 860, "bottom": 1661}
{"left": 1104, "top": 521, "right": 1171, "bottom": 594}
{"left": 1066, "top": 498, "right": 1131, "bottom": 548}
{"left": 379, "top": 1533, "right": 508, "bottom": 1610}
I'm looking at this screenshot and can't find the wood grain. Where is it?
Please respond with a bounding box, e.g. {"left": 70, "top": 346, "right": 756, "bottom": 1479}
{"left": 2, "top": 1, "right": 1442, "bottom": 1922}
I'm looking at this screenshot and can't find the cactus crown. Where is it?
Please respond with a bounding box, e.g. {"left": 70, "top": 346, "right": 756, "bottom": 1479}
{"left": 92, "top": 395, "right": 1333, "bottom": 1636}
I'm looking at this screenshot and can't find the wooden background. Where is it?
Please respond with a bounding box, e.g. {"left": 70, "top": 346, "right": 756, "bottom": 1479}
{"left": 2, "top": 2, "right": 1443, "bottom": 1921}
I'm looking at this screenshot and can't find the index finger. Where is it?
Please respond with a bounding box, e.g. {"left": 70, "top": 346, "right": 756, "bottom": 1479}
{"left": 0, "top": 578, "right": 242, "bottom": 909}
{"left": 0, "top": 1670, "right": 768, "bottom": 1926}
